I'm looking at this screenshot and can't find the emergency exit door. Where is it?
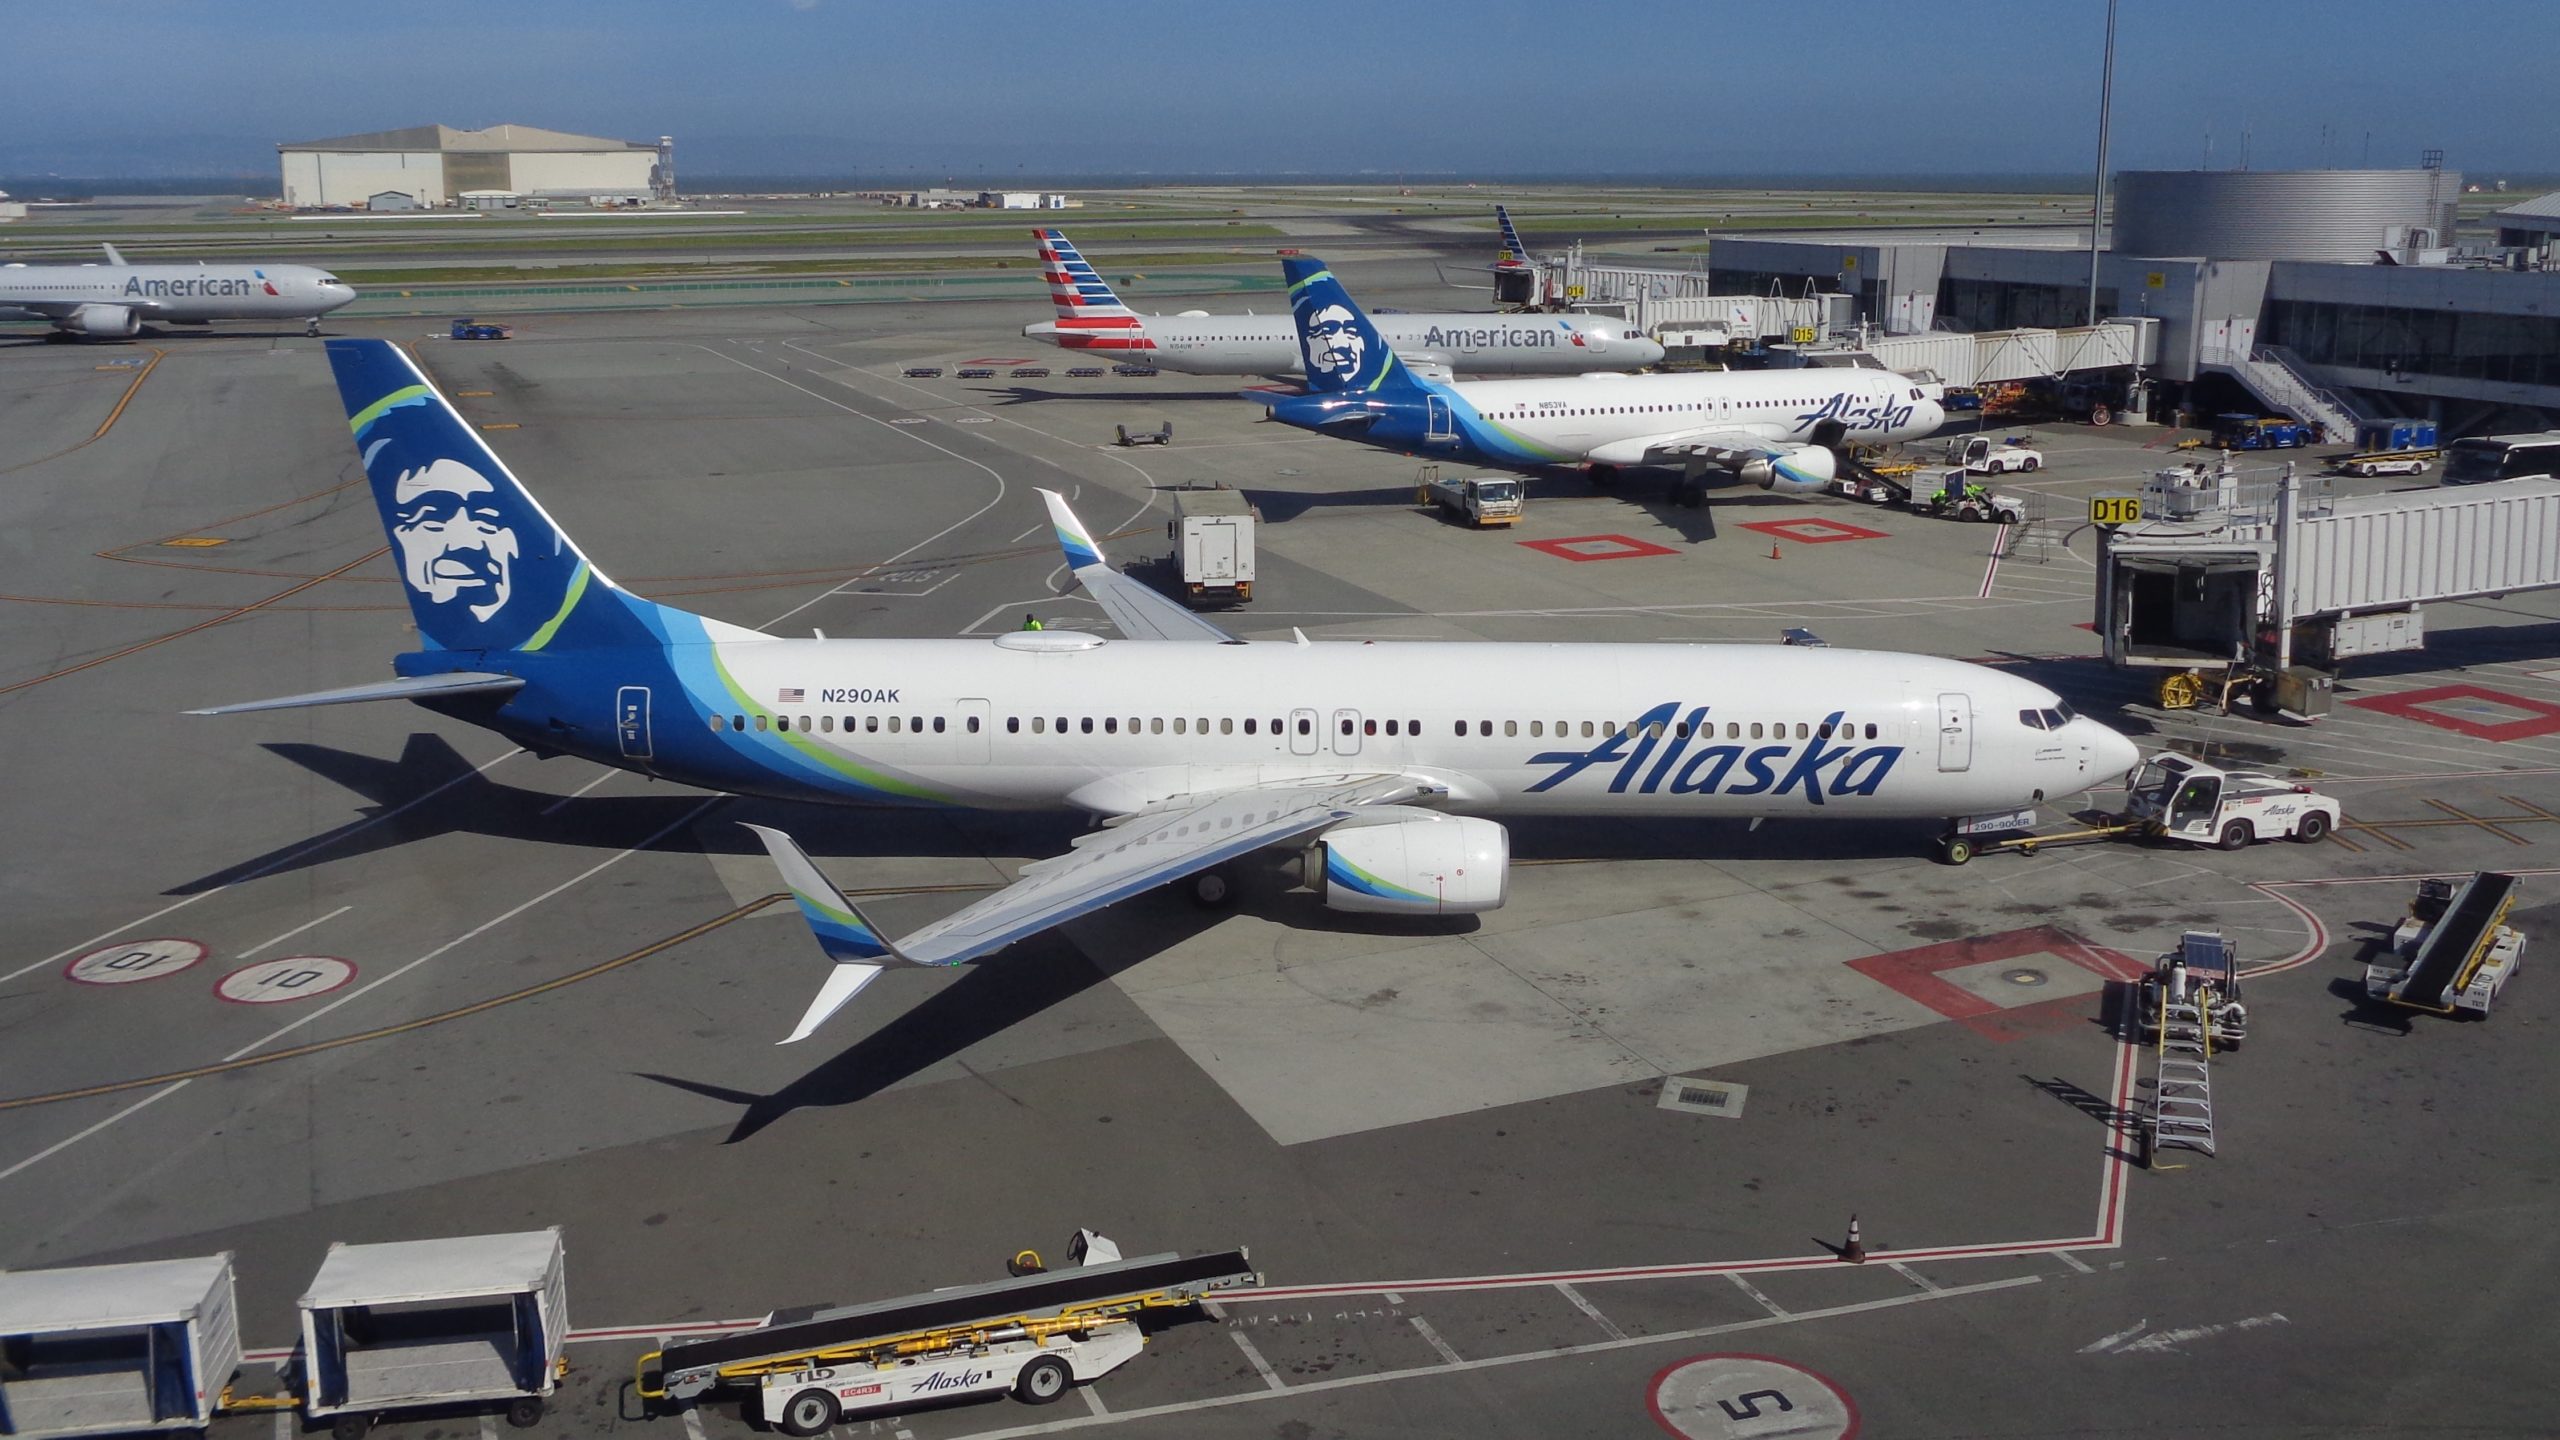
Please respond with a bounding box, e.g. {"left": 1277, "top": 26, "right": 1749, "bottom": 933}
{"left": 1936, "top": 692, "right": 1972, "bottom": 772}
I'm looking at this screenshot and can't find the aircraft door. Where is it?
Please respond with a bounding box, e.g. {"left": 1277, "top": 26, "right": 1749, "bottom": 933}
{"left": 1425, "top": 395, "right": 1458, "bottom": 445}
{"left": 1289, "top": 706, "right": 1320, "bottom": 757}
{"left": 1936, "top": 692, "right": 1972, "bottom": 772}
{"left": 615, "top": 686, "right": 653, "bottom": 763}
{"left": 957, "top": 698, "right": 990, "bottom": 762}
{"left": 1331, "top": 708, "right": 1363, "bottom": 757}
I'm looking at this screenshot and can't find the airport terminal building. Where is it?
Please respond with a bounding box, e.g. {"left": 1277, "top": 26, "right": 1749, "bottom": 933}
{"left": 1704, "top": 168, "right": 2560, "bottom": 437}
{"left": 277, "top": 124, "right": 669, "bottom": 209}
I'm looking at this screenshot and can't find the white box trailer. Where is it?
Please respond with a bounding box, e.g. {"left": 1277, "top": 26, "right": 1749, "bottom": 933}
{"left": 0, "top": 1254, "right": 239, "bottom": 1440}
{"left": 298, "top": 1230, "right": 566, "bottom": 1440}
{"left": 1167, "top": 487, "right": 1257, "bottom": 606}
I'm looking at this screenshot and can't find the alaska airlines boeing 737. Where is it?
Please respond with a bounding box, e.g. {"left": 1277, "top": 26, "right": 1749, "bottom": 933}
{"left": 194, "top": 339, "right": 2134, "bottom": 1044}
{"left": 1261, "top": 257, "right": 1944, "bottom": 505}
{"left": 1022, "top": 229, "right": 1661, "bottom": 378}
{"left": 0, "top": 244, "right": 355, "bottom": 338}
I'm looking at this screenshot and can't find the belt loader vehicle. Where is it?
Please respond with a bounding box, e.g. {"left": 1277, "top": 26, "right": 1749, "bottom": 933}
{"left": 2367, "top": 872, "right": 2526, "bottom": 1018}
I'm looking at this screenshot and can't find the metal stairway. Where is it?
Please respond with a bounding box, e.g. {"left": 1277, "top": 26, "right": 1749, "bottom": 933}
{"left": 2211, "top": 344, "right": 2365, "bottom": 441}
{"left": 2146, "top": 992, "right": 2218, "bottom": 1164}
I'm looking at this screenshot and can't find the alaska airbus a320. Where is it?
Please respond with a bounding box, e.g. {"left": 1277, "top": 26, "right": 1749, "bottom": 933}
{"left": 1259, "top": 256, "right": 1943, "bottom": 506}
{"left": 195, "top": 339, "right": 2133, "bottom": 1044}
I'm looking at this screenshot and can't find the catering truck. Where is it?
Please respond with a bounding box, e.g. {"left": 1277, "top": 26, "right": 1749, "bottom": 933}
{"left": 1166, "top": 486, "right": 1257, "bottom": 606}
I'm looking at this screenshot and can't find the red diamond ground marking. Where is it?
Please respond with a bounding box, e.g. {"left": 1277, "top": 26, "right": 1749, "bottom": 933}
{"left": 1518, "top": 533, "right": 1679, "bottom": 562}
{"left": 2345, "top": 683, "right": 2560, "bottom": 742}
{"left": 1736, "top": 518, "right": 1888, "bottom": 544}
{"left": 1847, "top": 925, "right": 2145, "bottom": 1043}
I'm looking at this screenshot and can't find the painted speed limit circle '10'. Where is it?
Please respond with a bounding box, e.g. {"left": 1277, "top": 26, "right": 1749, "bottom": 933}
{"left": 1647, "top": 1353, "right": 1858, "bottom": 1440}
{"left": 66, "top": 938, "right": 207, "bottom": 986}
{"left": 215, "top": 957, "right": 357, "bottom": 1005}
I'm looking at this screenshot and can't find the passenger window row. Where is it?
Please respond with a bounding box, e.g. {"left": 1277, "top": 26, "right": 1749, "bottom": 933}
{"left": 709, "top": 712, "right": 1889, "bottom": 742}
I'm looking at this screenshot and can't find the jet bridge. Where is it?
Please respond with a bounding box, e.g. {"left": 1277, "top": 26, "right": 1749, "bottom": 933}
{"left": 638, "top": 1240, "right": 1258, "bottom": 1405}
{"left": 2099, "top": 472, "right": 2560, "bottom": 676}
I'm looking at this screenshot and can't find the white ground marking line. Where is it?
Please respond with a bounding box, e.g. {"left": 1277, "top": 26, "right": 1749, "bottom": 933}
{"left": 1227, "top": 1331, "right": 1285, "bottom": 1392}
{"left": 271, "top": 1412, "right": 291, "bottom": 1440}
{"left": 1555, "top": 1283, "right": 1627, "bottom": 1341}
{"left": 3, "top": 747, "right": 523, "bottom": 988}
{"left": 1078, "top": 1384, "right": 1108, "bottom": 1416}
{"left": 0, "top": 796, "right": 724, "bottom": 1186}
{"left": 2050, "top": 1248, "right": 2096, "bottom": 1275}
{"left": 1382, "top": 1291, "right": 1403, "bottom": 1304}
{"left": 237, "top": 905, "right": 353, "bottom": 959}
{"left": 538, "top": 768, "right": 621, "bottom": 817}
{"left": 681, "top": 1403, "right": 709, "bottom": 1440}
{"left": 2111, "top": 1312, "right": 2289, "bottom": 1356}
{"left": 1725, "top": 1273, "right": 1789, "bottom": 1319}
{"left": 1408, "top": 1316, "right": 1463, "bottom": 1366}
{"left": 477, "top": 1414, "right": 498, "bottom": 1440}
{"left": 693, "top": 347, "right": 1011, "bottom": 629}
{"left": 1886, "top": 1261, "right": 1941, "bottom": 1294}
{"left": 962, "top": 1276, "right": 2042, "bottom": 1440}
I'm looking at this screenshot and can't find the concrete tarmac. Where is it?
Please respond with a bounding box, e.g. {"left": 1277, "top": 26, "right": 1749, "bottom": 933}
{"left": 3, "top": 277, "right": 2556, "bottom": 1439}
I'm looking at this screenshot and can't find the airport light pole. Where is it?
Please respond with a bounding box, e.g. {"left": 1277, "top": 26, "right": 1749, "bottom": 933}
{"left": 2087, "top": 0, "right": 2118, "bottom": 326}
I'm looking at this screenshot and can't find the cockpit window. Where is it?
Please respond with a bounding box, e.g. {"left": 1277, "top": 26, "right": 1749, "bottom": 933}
{"left": 2054, "top": 701, "right": 2076, "bottom": 723}
{"left": 2019, "top": 709, "right": 2048, "bottom": 731}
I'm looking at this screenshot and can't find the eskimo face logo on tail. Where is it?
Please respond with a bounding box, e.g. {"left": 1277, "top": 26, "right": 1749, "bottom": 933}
{"left": 1303, "top": 303, "right": 1366, "bottom": 379}
{"left": 391, "top": 458, "right": 520, "bottom": 622}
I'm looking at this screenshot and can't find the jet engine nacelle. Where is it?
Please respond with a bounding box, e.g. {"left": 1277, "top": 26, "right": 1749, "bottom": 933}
{"left": 1742, "top": 443, "right": 1836, "bottom": 492}
{"left": 64, "top": 304, "right": 141, "bottom": 338}
{"left": 1309, "top": 808, "right": 1509, "bottom": 915}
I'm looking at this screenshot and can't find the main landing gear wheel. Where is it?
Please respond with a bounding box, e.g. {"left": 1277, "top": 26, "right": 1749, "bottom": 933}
{"left": 778, "top": 1388, "right": 839, "bottom": 1437}
{"left": 504, "top": 1397, "right": 544, "bottom": 1429}
{"left": 2218, "top": 820, "right": 2255, "bottom": 851}
{"left": 1587, "top": 464, "right": 1620, "bottom": 487}
{"left": 1014, "top": 1355, "right": 1073, "bottom": 1405}
{"left": 330, "top": 1416, "right": 372, "bottom": 1440}
{"left": 1937, "top": 835, "right": 1975, "bottom": 866}
{"left": 1191, "top": 869, "right": 1235, "bottom": 907}
{"left": 2294, "top": 811, "right": 2331, "bottom": 843}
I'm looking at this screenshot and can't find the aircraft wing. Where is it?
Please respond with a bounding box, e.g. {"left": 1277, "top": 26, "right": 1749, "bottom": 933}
{"left": 747, "top": 772, "right": 1439, "bottom": 1042}
{"left": 1040, "top": 488, "right": 1237, "bottom": 642}
{"left": 188, "top": 670, "right": 527, "bottom": 715}
{"left": 1584, "top": 425, "right": 1792, "bottom": 468}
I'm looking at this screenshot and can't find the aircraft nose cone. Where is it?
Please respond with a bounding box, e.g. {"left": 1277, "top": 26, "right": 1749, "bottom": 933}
{"left": 2092, "top": 723, "right": 2140, "bottom": 784}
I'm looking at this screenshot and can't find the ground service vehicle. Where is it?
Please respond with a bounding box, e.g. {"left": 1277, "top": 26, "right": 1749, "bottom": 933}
{"left": 2336, "top": 453, "right": 2431, "bottom": 477}
{"left": 1166, "top": 485, "right": 1256, "bottom": 605}
{"left": 449, "top": 319, "right": 511, "bottom": 341}
{"left": 296, "top": 1230, "right": 568, "bottom": 1440}
{"left": 763, "top": 1324, "right": 1141, "bottom": 1432}
{"left": 2213, "top": 413, "right": 2311, "bottom": 450}
{"left": 1918, "top": 470, "right": 2025, "bottom": 523}
{"left": 2122, "top": 753, "right": 2340, "bottom": 849}
{"left": 901, "top": 366, "right": 943, "bottom": 378}
{"left": 1418, "top": 472, "right": 1523, "bottom": 527}
{"left": 2367, "top": 873, "right": 2525, "bottom": 1018}
{"left": 1115, "top": 422, "right": 1172, "bottom": 447}
{"left": 2138, "top": 931, "right": 2248, "bottom": 1048}
{"left": 0, "top": 1255, "right": 242, "bottom": 1440}
{"left": 2441, "top": 431, "right": 2560, "bottom": 485}
{"left": 1945, "top": 434, "right": 2042, "bottom": 474}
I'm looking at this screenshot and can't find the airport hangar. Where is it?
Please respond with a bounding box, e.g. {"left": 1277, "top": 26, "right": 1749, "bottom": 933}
{"left": 276, "top": 123, "right": 672, "bottom": 209}
{"left": 1698, "top": 166, "right": 2560, "bottom": 439}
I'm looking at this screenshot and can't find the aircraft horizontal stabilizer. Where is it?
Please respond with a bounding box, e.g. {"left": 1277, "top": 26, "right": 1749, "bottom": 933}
{"left": 186, "top": 671, "right": 525, "bottom": 716}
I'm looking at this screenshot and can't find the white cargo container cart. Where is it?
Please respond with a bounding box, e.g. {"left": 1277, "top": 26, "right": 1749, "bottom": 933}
{"left": 297, "top": 1230, "right": 567, "bottom": 1440}
{"left": 0, "top": 1254, "right": 239, "bottom": 1440}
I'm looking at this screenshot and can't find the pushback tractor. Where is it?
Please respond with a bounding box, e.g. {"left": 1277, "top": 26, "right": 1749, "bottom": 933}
{"left": 636, "top": 1232, "right": 1258, "bottom": 1430}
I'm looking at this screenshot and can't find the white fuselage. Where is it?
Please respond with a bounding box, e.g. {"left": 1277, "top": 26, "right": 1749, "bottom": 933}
{"left": 1452, "top": 366, "right": 1944, "bottom": 464}
{"left": 665, "top": 632, "right": 2133, "bottom": 820}
{"left": 0, "top": 261, "right": 356, "bottom": 327}
{"left": 1025, "top": 311, "right": 1663, "bottom": 376}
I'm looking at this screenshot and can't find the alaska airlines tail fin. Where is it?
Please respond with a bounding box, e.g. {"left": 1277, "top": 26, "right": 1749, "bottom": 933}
{"left": 327, "top": 339, "right": 672, "bottom": 654}
{"left": 1494, "top": 205, "right": 1530, "bottom": 266}
{"left": 1281, "top": 257, "right": 1418, "bottom": 396}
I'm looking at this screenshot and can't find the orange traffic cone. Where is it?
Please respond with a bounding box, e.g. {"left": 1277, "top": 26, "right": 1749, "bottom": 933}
{"left": 1768, "top": 543, "right": 1782, "bottom": 560}
{"left": 1842, "top": 1215, "right": 1866, "bottom": 1264}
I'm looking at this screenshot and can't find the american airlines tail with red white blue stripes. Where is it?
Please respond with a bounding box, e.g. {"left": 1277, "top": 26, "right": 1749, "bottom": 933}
{"left": 1033, "top": 229, "right": 1154, "bottom": 352}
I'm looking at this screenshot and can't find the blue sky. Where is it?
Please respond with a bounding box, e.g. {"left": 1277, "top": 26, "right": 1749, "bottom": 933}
{"left": 9, "top": 0, "right": 2556, "bottom": 179}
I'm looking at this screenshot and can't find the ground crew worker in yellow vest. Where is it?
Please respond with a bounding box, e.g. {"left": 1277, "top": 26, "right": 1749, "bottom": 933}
{"left": 1022, "top": 613, "right": 1043, "bottom": 631}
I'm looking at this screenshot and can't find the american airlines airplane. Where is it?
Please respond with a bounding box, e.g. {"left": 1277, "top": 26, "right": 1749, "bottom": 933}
{"left": 195, "top": 339, "right": 2135, "bottom": 1044}
{"left": 0, "top": 244, "right": 355, "bottom": 339}
{"left": 1261, "top": 257, "right": 1944, "bottom": 505}
{"left": 1020, "top": 229, "right": 1662, "bottom": 378}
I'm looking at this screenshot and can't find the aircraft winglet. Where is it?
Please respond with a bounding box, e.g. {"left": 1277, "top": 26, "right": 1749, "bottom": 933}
{"left": 1039, "top": 488, "right": 1107, "bottom": 571}
{"left": 743, "top": 823, "right": 914, "bottom": 1044}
